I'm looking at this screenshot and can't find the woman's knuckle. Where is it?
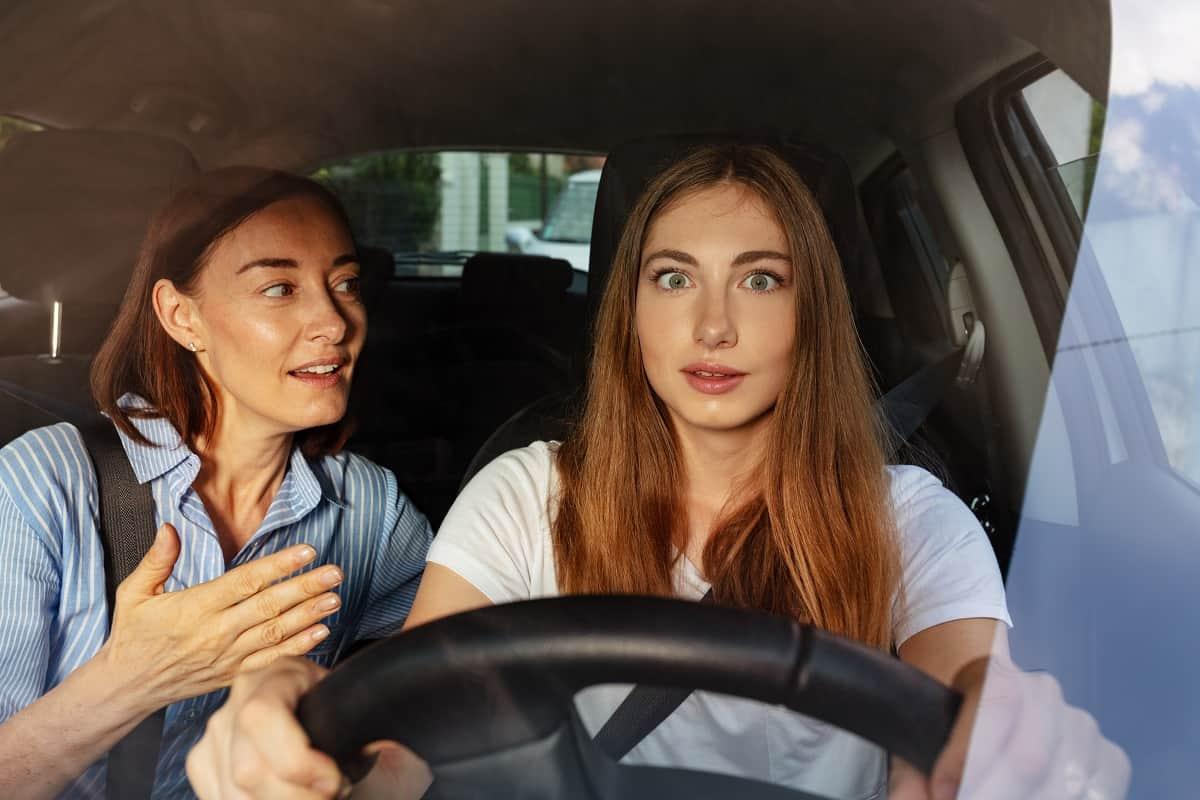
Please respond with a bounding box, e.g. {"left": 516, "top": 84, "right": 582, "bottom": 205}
{"left": 254, "top": 592, "right": 281, "bottom": 620}
{"left": 260, "top": 621, "right": 285, "bottom": 646}
{"left": 233, "top": 569, "right": 261, "bottom": 598}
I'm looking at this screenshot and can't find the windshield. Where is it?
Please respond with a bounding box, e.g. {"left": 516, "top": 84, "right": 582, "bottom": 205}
{"left": 1001, "top": 2, "right": 1200, "bottom": 796}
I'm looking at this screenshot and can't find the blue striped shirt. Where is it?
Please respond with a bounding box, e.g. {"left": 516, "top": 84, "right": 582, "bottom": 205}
{"left": 0, "top": 413, "right": 433, "bottom": 798}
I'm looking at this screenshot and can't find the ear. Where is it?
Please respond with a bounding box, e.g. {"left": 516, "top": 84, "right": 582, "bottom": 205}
{"left": 152, "top": 278, "right": 204, "bottom": 352}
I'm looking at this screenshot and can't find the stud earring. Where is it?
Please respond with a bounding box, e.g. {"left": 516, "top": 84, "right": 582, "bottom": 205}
{"left": 188, "top": 341, "right": 198, "bottom": 352}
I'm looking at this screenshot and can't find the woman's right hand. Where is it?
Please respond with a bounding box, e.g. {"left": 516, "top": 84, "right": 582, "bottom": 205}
{"left": 187, "top": 657, "right": 432, "bottom": 800}
{"left": 97, "top": 523, "right": 344, "bottom": 712}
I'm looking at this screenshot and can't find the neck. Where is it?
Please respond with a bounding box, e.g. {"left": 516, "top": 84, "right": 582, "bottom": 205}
{"left": 192, "top": 402, "right": 294, "bottom": 558}
{"left": 673, "top": 414, "right": 772, "bottom": 559}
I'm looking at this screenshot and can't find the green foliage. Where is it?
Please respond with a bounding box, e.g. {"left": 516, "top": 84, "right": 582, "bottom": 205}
{"left": 313, "top": 152, "right": 441, "bottom": 252}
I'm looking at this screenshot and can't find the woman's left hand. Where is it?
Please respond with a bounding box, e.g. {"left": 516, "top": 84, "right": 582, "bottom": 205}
{"left": 888, "top": 657, "right": 1131, "bottom": 800}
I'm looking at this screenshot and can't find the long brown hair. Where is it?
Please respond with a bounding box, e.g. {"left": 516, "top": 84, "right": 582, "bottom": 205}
{"left": 91, "top": 167, "right": 357, "bottom": 458}
{"left": 553, "top": 144, "right": 899, "bottom": 648}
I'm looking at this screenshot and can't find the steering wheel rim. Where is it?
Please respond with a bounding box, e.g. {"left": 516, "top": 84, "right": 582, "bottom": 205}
{"left": 298, "top": 596, "right": 960, "bottom": 799}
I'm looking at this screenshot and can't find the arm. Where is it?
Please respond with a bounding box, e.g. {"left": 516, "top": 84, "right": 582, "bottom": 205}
{"left": 351, "top": 471, "right": 437, "bottom": 642}
{"left": 0, "top": 650, "right": 157, "bottom": 799}
{"left": 0, "top": 483, "right": 148, "bottom": 799}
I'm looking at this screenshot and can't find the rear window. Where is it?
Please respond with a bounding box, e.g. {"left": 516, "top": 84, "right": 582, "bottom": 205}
{"left": 313, "top": 150, "right": 604, "bottom": 278}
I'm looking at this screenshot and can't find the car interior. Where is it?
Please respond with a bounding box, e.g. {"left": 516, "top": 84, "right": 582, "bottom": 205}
{"left": 0, "top": 0, "right": 1124, "bottom": 795}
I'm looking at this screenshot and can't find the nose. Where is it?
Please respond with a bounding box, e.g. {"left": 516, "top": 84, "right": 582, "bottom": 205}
{"left": 692, "top": 284, "right": 737, "bottom": 349}
{"left": 306, "top": 286, "right": 349, "bottom": 344}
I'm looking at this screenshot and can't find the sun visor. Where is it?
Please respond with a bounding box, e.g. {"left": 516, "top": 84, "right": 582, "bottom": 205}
{"left": 0, "top": 129, "right": 198, "bottom": 306}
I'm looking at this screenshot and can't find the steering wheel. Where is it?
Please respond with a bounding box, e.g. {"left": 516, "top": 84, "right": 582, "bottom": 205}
{"left": 298, "top": 596, "right": 960, "bottom": 800}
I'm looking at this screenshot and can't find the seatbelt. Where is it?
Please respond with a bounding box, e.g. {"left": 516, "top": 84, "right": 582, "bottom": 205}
{"left": 596, "top": 324, "right": 988, "bottom": 759}
{"left": 75, "top": 416, "right": 166, "bottom": 800}
{"left": 593, "top": 589, "right": 714, "bottom": 761}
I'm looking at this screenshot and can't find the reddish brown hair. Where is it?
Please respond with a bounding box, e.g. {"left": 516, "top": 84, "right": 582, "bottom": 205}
{"left": 553, "top": 145, "right": 900, "bottom": 648}
{"left": 90, "top": 167, "right": 357, "bottom": 458}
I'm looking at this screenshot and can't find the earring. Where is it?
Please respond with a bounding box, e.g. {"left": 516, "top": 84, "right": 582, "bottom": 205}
{"left": 188, "top": 341, "right": 198, "bottom": 352}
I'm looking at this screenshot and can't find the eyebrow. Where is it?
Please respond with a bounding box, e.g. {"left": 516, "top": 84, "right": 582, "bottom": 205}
{"left": 236, "top": 253, "right": 359, "bottom": 274}
{"left": 642, "top": 248, "right": 790, "bottom": 267}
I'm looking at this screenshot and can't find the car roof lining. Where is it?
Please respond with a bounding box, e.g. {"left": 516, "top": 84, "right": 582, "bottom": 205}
{"left": 0, "top": 0, "right": 1108, "bottom": 171}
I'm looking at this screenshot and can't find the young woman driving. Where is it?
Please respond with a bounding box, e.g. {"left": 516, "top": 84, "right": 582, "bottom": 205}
{"left": 0, "top": 168, "right": 432, "bottom": 798}
{"left": 189, "top": 145, "right": 1128, "bottom": 800}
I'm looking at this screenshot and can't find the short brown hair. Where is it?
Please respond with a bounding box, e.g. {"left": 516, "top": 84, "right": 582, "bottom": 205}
{"left": 91, "top": 167, "right": 358, "bottom": 458}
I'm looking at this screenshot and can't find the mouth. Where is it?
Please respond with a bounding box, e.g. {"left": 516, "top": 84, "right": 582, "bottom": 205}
{"left": 681, "top": 363, "right": 747, "bottom": 395}
{"left": 287, "top": 360, "right": 348, "bottom": 387}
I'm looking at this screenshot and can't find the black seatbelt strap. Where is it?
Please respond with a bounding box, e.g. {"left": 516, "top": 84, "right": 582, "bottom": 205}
{"left": 878, "top": 346, "right": 965, "bottom": 448}
{"left": 593, "top": 589, "right": 714, "bottom": 760}
{"left": 76, "top": 416, "right": 166, "bottom": 800}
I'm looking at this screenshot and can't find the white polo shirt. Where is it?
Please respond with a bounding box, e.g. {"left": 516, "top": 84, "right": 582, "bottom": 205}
{"left": 428, "top": 441, "right": 1010, "bottom": 799}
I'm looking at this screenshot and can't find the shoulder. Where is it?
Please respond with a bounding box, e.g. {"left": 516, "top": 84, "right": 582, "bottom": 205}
{"left": 461, "top": 440, "right": 557, "bottom": 508}
{"left": 885, "top": 463, "right": 998, "bottom": 577}
{"left": 0, "top": 422, "right": 95, "bottom": 498}
{"left": 320, "top": 448, "right": 396, "bottom": 498}
{"left": 885, "top": 464, "right": 1011, "bottom": 643}
{"left": 0, "top": 423, "right": 95, "bottom": 543}
{"left": 437, "top": 440, "right": 557, "bottom": 540}
{"left": 886, "top": 464, "right": 974, "bottom": 530}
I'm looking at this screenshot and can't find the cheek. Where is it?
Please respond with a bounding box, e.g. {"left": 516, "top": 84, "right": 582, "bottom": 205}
{"left": 634, "top": 293, "right": 676, "bottom": 375}
{"left": 744, "top": 296, "right": 797, "bottom": 376}
{"left": 203, "top": 303, "right": 294, "bottom": 370}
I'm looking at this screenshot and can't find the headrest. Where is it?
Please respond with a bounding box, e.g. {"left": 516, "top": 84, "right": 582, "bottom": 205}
{"left": 460, "top": 253, "right": 574, "bottom": 305}
{"left": 0, "top": 129, "right": 198, "bottom": 306}
{"left": 586, "top": 135, "right": 884, "bottom": 320}
{"left": 356, "top": 245, "right": 395, "bottom": 317}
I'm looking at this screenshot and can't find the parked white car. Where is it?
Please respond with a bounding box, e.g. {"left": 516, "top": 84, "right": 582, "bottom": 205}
{"left": 505, "top": 169, "right": 599, "bottom": 272}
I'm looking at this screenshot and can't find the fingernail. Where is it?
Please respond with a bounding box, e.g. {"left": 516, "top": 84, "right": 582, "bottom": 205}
{"left": 294, "top": 545, "right": 317, "bottom": 565}
{"left": 311, "top": 625, "right": 330, "bottom": 642}
{"left": 320, "top": 567, "right": 343, "bottom": 587}
{"left": 318, "top": 594, "right": 341, "bottom": 612}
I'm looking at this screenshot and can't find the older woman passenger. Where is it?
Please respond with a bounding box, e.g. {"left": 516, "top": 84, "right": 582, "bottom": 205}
{"left": 0, "top": 168, "right": 432, "bottom": 798}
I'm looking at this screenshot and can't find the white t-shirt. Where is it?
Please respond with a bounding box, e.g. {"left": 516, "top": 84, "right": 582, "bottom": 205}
{"left": 428, "top": 441, "right": 1010, "bottom": 799}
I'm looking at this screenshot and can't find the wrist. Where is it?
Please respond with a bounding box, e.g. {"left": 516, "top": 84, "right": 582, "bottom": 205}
{"left": 84, "top": 642, "right": 166, "bottom": 719}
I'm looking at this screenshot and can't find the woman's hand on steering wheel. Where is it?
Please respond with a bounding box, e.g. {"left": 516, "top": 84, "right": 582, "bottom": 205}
{"left": 888, "top": 656, "right": 1131, "bottom": 800}
{"left": 187, "top": 657, "right": 430, "bottom": 800}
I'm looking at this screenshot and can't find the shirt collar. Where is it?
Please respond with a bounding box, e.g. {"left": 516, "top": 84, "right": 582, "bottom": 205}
{"left": 112, "top": 394, "right": 342, "bottom": 509}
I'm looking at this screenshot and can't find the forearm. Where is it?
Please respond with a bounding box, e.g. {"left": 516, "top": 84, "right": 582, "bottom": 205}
{"left": 0, "top": 649, "right": 157, "bottom": 799}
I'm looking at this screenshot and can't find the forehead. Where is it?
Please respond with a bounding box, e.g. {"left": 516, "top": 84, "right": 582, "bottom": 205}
{"left": 210, "top": 194, "right": 353, "bottom": 265}
{"left": 644, "top": 183, "right": 786, "bottom": 249}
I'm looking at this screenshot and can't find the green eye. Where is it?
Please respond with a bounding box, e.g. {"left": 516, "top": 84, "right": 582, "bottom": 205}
{"left": 743, "top": 273, "right": 780, "bottom": 292}
{"left": 656, "top": 272, "right": 691, "bottom": 290}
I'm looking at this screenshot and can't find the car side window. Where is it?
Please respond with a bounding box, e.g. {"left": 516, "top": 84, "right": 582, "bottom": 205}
{"left": 1022, "top": 70, "right": 1200, "bottom": 489}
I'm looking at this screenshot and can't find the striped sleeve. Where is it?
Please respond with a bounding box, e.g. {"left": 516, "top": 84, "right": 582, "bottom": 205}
{"left": 351, "top": 463, "right": 433, "bottom": 641}
{"left": 0, "top": 449, "right": 62, "bottom": 722}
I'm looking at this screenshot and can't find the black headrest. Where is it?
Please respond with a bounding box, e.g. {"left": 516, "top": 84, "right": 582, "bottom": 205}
{"left": 0, "top": 129, "right": 198, "bottom": 306}
{"left": 586, "top": 135, "right": 884, "bottom": 321}
{"left": 460, "top": 252, "right": 574, "bottom": 305}
{"left": 356, "top": 245, "right": 395, "bottom": 317}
